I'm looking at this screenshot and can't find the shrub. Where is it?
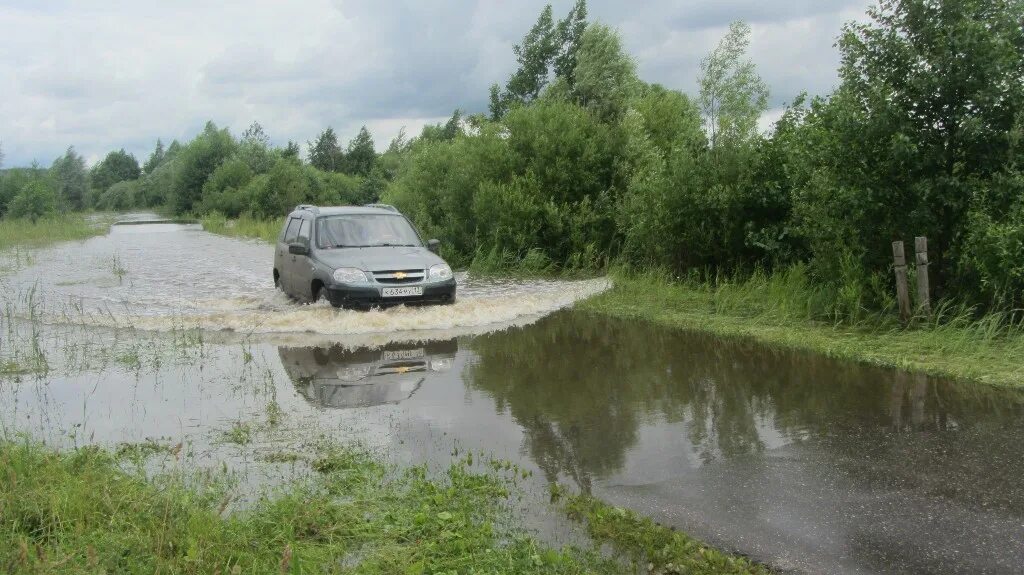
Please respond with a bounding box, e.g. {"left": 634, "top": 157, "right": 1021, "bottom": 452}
{"left": 94, "top": 180, "right": 141, "bottom": 211}
{"left": 8, "top": 180, "right": 57, "bottom": 222}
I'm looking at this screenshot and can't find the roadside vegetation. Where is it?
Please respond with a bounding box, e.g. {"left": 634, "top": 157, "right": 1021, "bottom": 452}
{"left": 200, "top": 212, "right": 280, "bottom": 243}
{"left": 1, "top": 439, "right": 741, "bottom": 575}
{"left": 561, "top": 491, "right": 769, "bottom": 575}
{"left": 0, "top": 213, "right": 110, "bottom": 251}
{"left": 2, "top": 0, "right": 1019, "bottom": 331}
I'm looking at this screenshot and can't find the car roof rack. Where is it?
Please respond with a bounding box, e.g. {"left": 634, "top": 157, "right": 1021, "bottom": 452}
{"left": 364, "top": 203, "right": 399, "bottom": 213}
{"left": 294, "top": 204, "right": 319, "bottom": 214}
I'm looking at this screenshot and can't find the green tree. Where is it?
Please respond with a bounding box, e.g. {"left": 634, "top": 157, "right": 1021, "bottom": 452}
{"left": 489, "top": 5, "right": 558, "bottom": 118}
{"left": 90, "top": 148, "right": 141, "bottom": 194}
{"left": 490, "top": 2, "right": 592, "bottom": 119}
{"left": 9, "top": 179, "right": 57, "bottom": 222}
{"left": 143, "top": 140, "right": 166, "bottom": 175}
{"left": 249, "top": 159, "right": 311, "bottom": 218}
{"left": 441, "top": 110, "right": 463, "bottom": 141}
{"left": 95, "top": 180, "right": 141, "bottom": 211}
{"left": 308, "top": 127, "right": 344, "bottom": 172}
{"left": 790, "top": 0, "right": 1024, "bottom": 301}
{"left": 50, "top": 147, "right": 88, "bottom": 210}
{"left": 698, "top": 21, "right": 769, "bottom": 149}
{"left": 171, "top": 121, "right": 236, "bottom": 214}
{"left": 281, "top": 140, "right": 301, "bottom": 162}
{"left": 571, "top": 23, "right": 638, "bottom": 122}
{"left": 238, "top": 121, "right": 274, "bottom": 174}
{"left": 197, "top": 158, "right": 253, "bottom": 216}
{"left": 552, "top": 0, "right": 588, "bottom": 87}
{"left": 345, "top": 126, "right": 376, "bottom": 177}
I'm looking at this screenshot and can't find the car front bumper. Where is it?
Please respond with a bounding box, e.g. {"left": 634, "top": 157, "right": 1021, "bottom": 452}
{"left": 324, "top": 278, "right": 456, "bottom": 309}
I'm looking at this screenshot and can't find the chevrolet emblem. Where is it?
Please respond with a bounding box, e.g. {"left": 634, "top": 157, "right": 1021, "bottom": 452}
{"left": 395, "top": 271, "right": 407, "bottom": 279}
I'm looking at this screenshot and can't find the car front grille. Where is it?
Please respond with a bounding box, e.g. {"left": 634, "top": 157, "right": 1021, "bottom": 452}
{"left": 372, "top": 269, "right": 425, "bottom": 284}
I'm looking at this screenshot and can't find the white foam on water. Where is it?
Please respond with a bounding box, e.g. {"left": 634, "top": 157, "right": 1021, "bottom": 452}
{"left": 65, "top": 277, "right": 611, "bottom": 339}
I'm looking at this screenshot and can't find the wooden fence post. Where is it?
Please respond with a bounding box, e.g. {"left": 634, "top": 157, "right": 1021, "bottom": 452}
{"left": 893, "top": 241, "right": 912, "bottom": 323}
{"left": 915, "top": 236, "right": 930, "bottom": 315}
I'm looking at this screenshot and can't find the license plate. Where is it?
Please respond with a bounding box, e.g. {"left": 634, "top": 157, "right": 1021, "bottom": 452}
{"left": 382, "top": 348, "right": 425, "bottom": 361}
{"left": 381, "top": 286, "right": 423, "bottom": 298}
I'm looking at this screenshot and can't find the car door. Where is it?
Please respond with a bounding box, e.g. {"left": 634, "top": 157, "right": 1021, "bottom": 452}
{"left": 274, "top": 217, "right": 294, "bottom": 290}
{"left": 279, "top": 216, "right": 301, "bottom": 295}
{"left": 293, "top": 217, "right": 314, "bottom": 300}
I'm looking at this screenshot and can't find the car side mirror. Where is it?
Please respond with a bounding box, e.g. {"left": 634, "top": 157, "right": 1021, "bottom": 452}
{"left": 289, "top": 243, "right": 309, "bottom": 256}
{"left": 427, "top": 239, "right": 440, "bottom": 254}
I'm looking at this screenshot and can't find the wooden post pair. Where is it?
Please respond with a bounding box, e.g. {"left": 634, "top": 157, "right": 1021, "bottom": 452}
{"left": 892, "top": 237, "right": 930, "bottom": 322}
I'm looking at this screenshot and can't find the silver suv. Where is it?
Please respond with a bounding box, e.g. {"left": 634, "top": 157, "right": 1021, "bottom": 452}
{"left": 273, "top": 204, "right": 456, "bottom": 309}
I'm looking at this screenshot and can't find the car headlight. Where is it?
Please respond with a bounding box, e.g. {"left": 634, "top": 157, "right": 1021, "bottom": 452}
{"left": 333, "top": 267, "right": 368, "bottom": 283}
{"left": 428, "top": 263, "right": 452, "bottom": 282}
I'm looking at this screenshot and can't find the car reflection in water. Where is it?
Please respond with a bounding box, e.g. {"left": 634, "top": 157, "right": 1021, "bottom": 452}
{"left": 278, "top": 339, "right": 457, "bottom": 409}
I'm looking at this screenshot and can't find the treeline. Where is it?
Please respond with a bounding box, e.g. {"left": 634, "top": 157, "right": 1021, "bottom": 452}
{"left": 1, "top": 0, "right": 1022, "bottom": 316}
{"left": 383, "top": 0, "right": 1024, "bottom": 315}
{"left": 0, "top": 120, "right": 394, "bottom": 223}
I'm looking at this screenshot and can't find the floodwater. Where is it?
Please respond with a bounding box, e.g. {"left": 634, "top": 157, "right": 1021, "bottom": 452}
{"left": 3, "top": 220, "right": 1024, "bottom": 575}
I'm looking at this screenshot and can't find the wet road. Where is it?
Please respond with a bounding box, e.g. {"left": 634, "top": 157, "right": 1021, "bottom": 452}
{"left": 2, "top": 221, "right": 1023, "bottom": 574}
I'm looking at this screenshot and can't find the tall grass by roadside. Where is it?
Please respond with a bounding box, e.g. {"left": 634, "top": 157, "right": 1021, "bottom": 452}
{"left": 581, "top": 266, "right": 1024, "bottom": 387}
{"left": 200, "top": 213, "right": 280, "bottom": 243}
{"left": 0, "top": 213, "right": 109, "bottom": 251}
{"left": 0, "top": 440, "right": 641, "bottom": 574}
{"left": 561, "top": 491, "right": 770, "bottom": 575}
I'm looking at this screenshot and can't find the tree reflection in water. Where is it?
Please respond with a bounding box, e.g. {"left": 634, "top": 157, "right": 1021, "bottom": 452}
{"left": 464, "top": 311, "right": 1024, "bottom": 502}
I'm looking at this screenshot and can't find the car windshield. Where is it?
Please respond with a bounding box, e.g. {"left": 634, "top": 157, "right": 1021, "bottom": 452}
{"left": 316, "top": 214, "right": 422, "bottom": 249}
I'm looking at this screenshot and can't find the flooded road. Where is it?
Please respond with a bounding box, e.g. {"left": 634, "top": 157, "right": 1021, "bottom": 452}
{"left": 3, "top": 221, "right": 1024, "bottom": 574}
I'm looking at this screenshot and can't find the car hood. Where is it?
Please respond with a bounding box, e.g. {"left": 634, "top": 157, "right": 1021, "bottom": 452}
{"left": 315, "top": 246, "right": 446, "bottom": 271}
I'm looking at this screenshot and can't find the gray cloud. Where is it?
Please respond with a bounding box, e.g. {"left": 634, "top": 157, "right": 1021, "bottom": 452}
{"left": 0, "top": 0, "right": 871, "bottom": 167}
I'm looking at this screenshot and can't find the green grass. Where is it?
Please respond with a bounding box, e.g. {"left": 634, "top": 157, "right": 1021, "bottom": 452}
{"left": 200, "top": 213, "right": 280, "bottom": 243}
{"left": 580, "top": 269, "right": 1024, "bottom": 387}
{"left": 0, "top": 213, "right": 111, "bottom": 251}
{"left": 0, "top": 440, "right": 641, "bottom": 574}
{"left": 562, "top": 492, "right": 769, "bottom": 575}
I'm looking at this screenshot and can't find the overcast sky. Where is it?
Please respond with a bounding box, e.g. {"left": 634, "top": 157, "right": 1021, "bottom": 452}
{"left": 0, "top": 0, "right": 872, "bottom": 168}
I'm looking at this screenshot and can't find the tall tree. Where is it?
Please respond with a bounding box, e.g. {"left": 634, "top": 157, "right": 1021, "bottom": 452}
{"left": 441, "top": 110, "right": 463, "bottom": 140}
{"left": 698, "top": 21, "right": 769, "bottom": 148}
{"left": 171, "top": 122, "right": 235, "bottom": 214}
{"left": 90, "top": 148, "right": 141, "bottom": 193}
{"left": 308, "top": 127, "right": 343, "bottom": 172}
{"left": 282, "top": 140, "right": 301, "bottom": 161}
{"left": 143, "top": 139, "right": 166, "bottom": 175}
{"left": 489, "top": 2, "right": 591, "bottom": 119}
{"left": 793, "top": 0, "right": 1024, "bottom": 297}
{"left": 552, "top": 0, "right": 588, "bottom": 87}
{"left": 50, "top": 147, "right": 88, "bottom": 210}
{"left": 238, "top": 121, "right": 274, "bottom": 173}
{"left": 345, "top": 126, "right": 376, "bottom": 177}
{"left": 571, "top": 24, "right": 638, "bottom": 122}
{"left": 490, "top": 5, "right": 558, "bottom": 118}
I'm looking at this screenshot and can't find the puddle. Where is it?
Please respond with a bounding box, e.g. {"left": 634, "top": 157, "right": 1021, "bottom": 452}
{"left": 2, "top": 218, "right": 1024, "bottom": 574}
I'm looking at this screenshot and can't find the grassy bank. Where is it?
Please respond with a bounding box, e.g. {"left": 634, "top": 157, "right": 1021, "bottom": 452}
{"left": 200, "top": 213, "right": 279, "bottom": 243}
{"left": 580, "top": 271, "right": 1024, "bottom": 387}
{"left": 0, "top": 440, "right": 771, "bottom": 574}
{"left": 562, "top": 492, "right": 769, "bottom": 575}
{"left": 0, "top": 213, "right": 111, "bottom": 251}
{"left": 0, "top": 440, "right": 620, "bottom": 574}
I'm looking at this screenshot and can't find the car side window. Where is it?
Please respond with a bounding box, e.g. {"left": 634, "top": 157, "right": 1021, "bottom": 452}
{"left": 297, "top": 219, "right": 311, "bottom": 245}
{"left": 283, "top": 218, "right": 300, "bottom": 243}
